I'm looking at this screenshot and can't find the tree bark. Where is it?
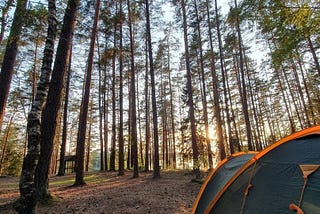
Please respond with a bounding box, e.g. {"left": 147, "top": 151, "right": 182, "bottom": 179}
{"left": 0, "top": 0, "right": 14, "bottom": 45}
{"left": 74, "top": 0, "right": 101, "bottom": 186}
{"left": 34, "top": 0, "right": 80, "bottom": 201}
{"left": 181, "top": 0, "right": 200, "bottom": 179}
{"left": 117, "top": 0, "right": 125, "bottom": 177}
{"left": 110, "top": 19, "right": 117, "bottom": 172}
{"left": 234, "top": 0, "right": 253, "bottom": 151}
{"left": 212, "top": 0, "right": 227, "bottom": 157}
{"left": 194, "top": 0, "right": 213, "bottom": 168}
{"left": 17, "top": 0, "right": 57, "bottom": 212}
{"left": 85, "top": 104, "right": 93, "bottom": 172}
{"left": 144, "top": 42, "right": 150, "bottom": 172}
{"left": 145, "top": 0, "right": 160, "bottom": 178}
{"left": 104, "top": 89, "right": 109, "bottom": 171}
{"left": 127, "top": 0, "right": 139, "bottom": 178}
{"left": 168, "top": 64, "right": 176, "bottom": 168}
{"left": 57, "top": 49, "right": 72, "bottom": 176}
{"left": 0, "top": 0, "right": 27, "bottom": 133}
{"left": 307, "top": 36, "right": 320, "bottom": 76}
{"left": 295, "top": 48, "right": 316, "bottom": 125}
{"left": 97, "top": 36, "right": 104, "bottom": 171}
{"left": 0, "top": 113, "right": 15, "bottom": 174}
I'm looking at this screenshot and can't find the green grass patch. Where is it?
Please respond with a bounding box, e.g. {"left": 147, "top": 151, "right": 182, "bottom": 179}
{"left": 0, "top": 183, "right": 19, "bottom": 189}
{"left": 84, "top": 174, "right": 112, "bottom": 184}
{"left": 50, "top": 177, "right": 75, "bottom": 186}
{"left": 49, "top": 173, "right": 114, "bottom": 187}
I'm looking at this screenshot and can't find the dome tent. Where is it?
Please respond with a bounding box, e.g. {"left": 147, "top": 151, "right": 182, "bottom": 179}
{"left": 192, "top": 125, "right": 320, "bottom": 214}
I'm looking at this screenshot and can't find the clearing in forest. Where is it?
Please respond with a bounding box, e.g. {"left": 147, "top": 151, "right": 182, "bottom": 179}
{"left": 0, "top": 170, "right": 202, "bottom": 214}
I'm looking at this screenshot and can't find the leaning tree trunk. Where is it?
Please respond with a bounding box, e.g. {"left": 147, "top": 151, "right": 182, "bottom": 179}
{"left": 0, "top": 0, "right": 27, "bottom": 133}
{"left": 34, "top": 0, "right": 80, "bottom": 201}
{"left": 17, "top": 0, "right": 57, "bottom": 213}
{"left": 74, "top": 0, "right": 101, "bottom": 186}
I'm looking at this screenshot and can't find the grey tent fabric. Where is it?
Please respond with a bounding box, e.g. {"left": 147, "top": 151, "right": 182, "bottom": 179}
{"left": 193, "top": 153, "right": 256, "bottom": 214}
{"left": 211, "top": 135, "right": 320, "bottom": 214}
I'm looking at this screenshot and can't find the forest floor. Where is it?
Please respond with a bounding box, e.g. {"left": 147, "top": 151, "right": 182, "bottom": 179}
{"left": 0, "top": 169, "right": 205, "bottom": 213}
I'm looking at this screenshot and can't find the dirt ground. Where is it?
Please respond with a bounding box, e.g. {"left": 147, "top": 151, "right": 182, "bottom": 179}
{"left": 0, "top": 170, "right": 204, "bottom": 213}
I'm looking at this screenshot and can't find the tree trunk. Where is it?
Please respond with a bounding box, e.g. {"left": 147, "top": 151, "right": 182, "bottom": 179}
{"left": 34, "top": 0, "right": 80, "bottom": 201}
{"left": 144, "top": 42, "right": 150, "bottom": 172}
{"left": 234, "top": 0, "right": 253, "bottom": 151}
{"left": 145, "top": 0, "right": 160, "bottom": 178}
{"left": 31, "top": 33, "right": 40, "bottom": 102}
{"left": 74, "top": 0, "right": 101, "bottom": 186}
{"left": 128, "top": 72, "right": 133, "bottom": 169}
{"left": 243, "top": 49, "right": 262, "bottom": 150}
{"left": 98, "top": 37, "right": 104, "bottom": 171}
{"left": 307, "top": 36, "right": 320, "bottom": 76}
{"left": 0, "top": 0, "right": 27, "bottom": 133}
{"left": 0, "top": 113, "right": 15, "bottom": 174}
{"left": 117, "top": 0, "right": 125, "bottom": 177}
{"left": 181, "top": 0, "right": 200, "bottom": 179}
{"left": 281, "top": 65, "right": 303, "bottom": 129}
{"left": 57, "top": 49, "right": 72, "bottom": 176}
{"left": 137, "top": 79, "right": 144, "bottom": 167}
{"left": 226, "top": 65, "right": 242, "bottom": 151}
{"left": 168, "top": 66, "right": 176, "bottom": 168}
{"left": 267, "top": 39, "right": 296, "bottom": 133}
{"left": 17, "top": 0, "right": 57, "bottom": 212}
{"left": 104, "top": 91, "right": 109, "bottom": 171}
{"left": 160, "top": 76, "right": 168, "bottom": 168}
{"left": 295, "top": 48, "right": 316, "bottom": 125}
{"left": 127, "top": 0, "right": 139, "bottom": 178}
{"left": 212, "top": 0, "right": 227, "bottom": 157}
{"left": 0, "top": 0, "right": 14, "bottom": 45}
{"left": 164, "top": 34, "right": 177, "bottom": 168}
{"left": 194, "top": 0, "right": 213, "bottom": 168}
{"left": 134, "top": 58, "right": 143, "bottom": 167}
{"left": 110, "top": 22, "right": 117, "bottom": 172}
{"left": 290, "top": 58, "right": 310, "bottom": 127}
{"left": 85, "top": 104, "right": 93, "bottom": 172}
